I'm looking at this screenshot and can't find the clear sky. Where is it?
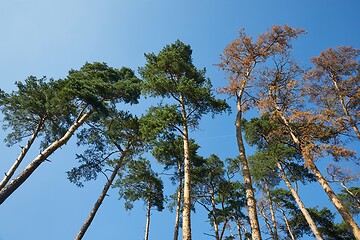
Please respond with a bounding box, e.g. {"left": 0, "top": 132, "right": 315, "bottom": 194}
{"left": 0, "top": 1, "right": 359, "bottom": 239}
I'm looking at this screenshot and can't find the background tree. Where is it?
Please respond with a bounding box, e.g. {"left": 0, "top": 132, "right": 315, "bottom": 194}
{"left": 193, "top": 154, "right": 247, "bottom": 240}
{"left": 115, "top": 157, "right": 164, "bottom": 240}
{"left": 68, "top": 110, "right": 143, "bottom": 240}
{"left": 140, "top": 40, "right": 229, "bottom": 240}
{"left": 151, "top": 134, "right": 204, "bottom": 240}
{"left": 0, "top": 62, "right": 141, "bottom": 204}
{"left": 304, "top": 46, "right": 360, "bottom": 139}
{"left": 217, "top": 25, "right": 305, "bottom": 240}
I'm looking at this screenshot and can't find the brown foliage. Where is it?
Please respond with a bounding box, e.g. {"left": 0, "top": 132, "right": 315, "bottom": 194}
{"left": 217, "top": 25, "right": 305, "bottom": 97}
{"left": 304, "top": 46, "right": 360, "bottom": 138}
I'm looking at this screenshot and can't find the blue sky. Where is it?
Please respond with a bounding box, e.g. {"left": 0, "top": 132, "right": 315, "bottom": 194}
{"left": 0, "top": 1, "right": 359, "bottom": 239}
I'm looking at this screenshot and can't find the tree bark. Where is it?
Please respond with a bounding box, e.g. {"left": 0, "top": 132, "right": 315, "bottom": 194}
{"left": 236, "top": 96, "right": 262, "bottom": 240}
{"left": 145, "top": 196, "right": 151, "bottom": 240}
{"left": 0, "top": 118, "right": 45, "bottom": 190}
{"left": 180, "top": 94, "right": 192, "bottom": 240}
{"left": 74, "top": 147, "right": 127, "bottom": 240}
{"left": 276, "top": 161, "right": 323, "bottom": 240}
{"left": 0, "top": 110, "right": 92, "bottom": 205}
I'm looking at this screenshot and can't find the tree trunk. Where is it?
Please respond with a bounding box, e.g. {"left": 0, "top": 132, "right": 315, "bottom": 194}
{"left": 0, "top": 110, "right": 92, "bottom": 205}
{"left": 173, "top": 175, "right": 182, "bottom": 240}
{"left": 180, "top": 94, "right": 192, "bottom": 240}
{"left": 276, "top": 161, "right": 324, "bottom": 240}
{"left": 235, "top": 219, "right": 243, "bottom": 240}
{"left": 144, "top": 196, "right": 151, "bottom": 240}
{"left": 263, "top": 180, "right": 278, "bottom": 240}
{"left": 0, "top": 118, "right": 45, "bottom": 190}
{"left": 235, "top": 97, "right": 262, "bottom": 240}
{"left": 211, "top": 193, "right": 220, "bottom": 240}
{"left": 74, "top": 148, "right": 127, "bottom": 240}
{"left": 258, "top": 200, "right": 273, "bottom": 238}
{"left": 276, "top": 108, "right": 360, "bottom": 240}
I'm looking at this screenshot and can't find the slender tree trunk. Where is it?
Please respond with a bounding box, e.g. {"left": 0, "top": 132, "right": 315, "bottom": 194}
{"left": 235, "top": 96, "right": 262, "bottom": 240}
{"left": 173, "top": 175, "right": 182, "bottom": 240}
{"left": 211, "top": 193, "right": 220, "bottom": 240}
{"left": 145, "top": 196, "right": 151, "bottom": 240}
{"left": 258, "top": 200, "right": 273, "bottom": 238}
{"left": 0, "top": 118, "right": 45, "bottom": 190}
{"left": 339, "top": 182, "right": 360, "bottom": 205}
{"left": 277, "top": 203, "right": 295, "bottom": 240}
{"left": 276, "top": 108, "right": 360, "bottom": 240}
{"left": 332, "top": 78, "right": 360, "bottom": 139}
{"left": 74, "top": 148, "right": 127, "bottom": 240}
{"left": 180, "top": 94, "right": 192, "bottom": 240}
{"left": 263, "top": 180, "right": 278, "bottom": 240}
{"left": 276, "top": 161, "right": 323, "bottom": 240}
{"left": 235, "top": 219, "right": 243, "bottom": 240}
{"left": 219, "top": 220, "right": 228, "bottom": 240}
{"left": 0, "top": 110, "right": 92, "bottom": 205}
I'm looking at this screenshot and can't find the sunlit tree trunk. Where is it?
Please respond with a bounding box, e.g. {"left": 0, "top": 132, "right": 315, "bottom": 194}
{"left": 0, "top": 118, "right": 45, "bottom": 190}
{"left": 0, "top": 110, "right": 92, "bottom": 205}
{"left": 236, "top": 95, "right": 262, "bottom": 240}
{"left": 180, "top": 94, "right": 192, "bottom": 240}
{"left": 276, "top": 161, "right": 323, "bottom": 239}
{"left": 145, "top": 196, "right": 151, "bottom": 240}
{"left": 211, "top": 191, "right": 220, "bottom": 240}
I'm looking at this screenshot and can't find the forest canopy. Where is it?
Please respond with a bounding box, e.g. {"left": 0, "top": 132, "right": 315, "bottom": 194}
{"left": 0, "top": 25, "right": 359, "bottom": 240}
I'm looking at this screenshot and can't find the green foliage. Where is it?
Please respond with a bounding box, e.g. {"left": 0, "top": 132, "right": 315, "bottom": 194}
{"left": 0, "top": 76, "right": 70, "bottom": 147}
{"left": 115, "top": 158, "right": 164, "bottom": 212}
{"left": 140, "top": 104, "right": 183, "bottom": 141}
{"left": 151, "top": 133, "right": 204, "bottom": 183}
{"left": 67, "top": 111, "right": 143, "bottom": 187}
{"left": 139, "top": 40, "right": 229, "bottom": 132}
{"left": 270, "top": 188, "right": 355, "bottom": 239}
{"left": 64, "top": 62, "right": 141, "bottom": 114}
{"left": 0, "top": 62, "right": 141, "bottom": 150}
{"left": 270, "top": 188, "right": 299, "bottom": 213}
{"left": 288, "top": 207, "right": 356, "bottom": 240}
{"left": 244, "top": 115, "right": 316, "bottom": 185}
{"left": 338, "top": 187, "right": 360, "bottom": 217}
{"left": 194, "top": 154, "right": 247, "bottom": 234}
